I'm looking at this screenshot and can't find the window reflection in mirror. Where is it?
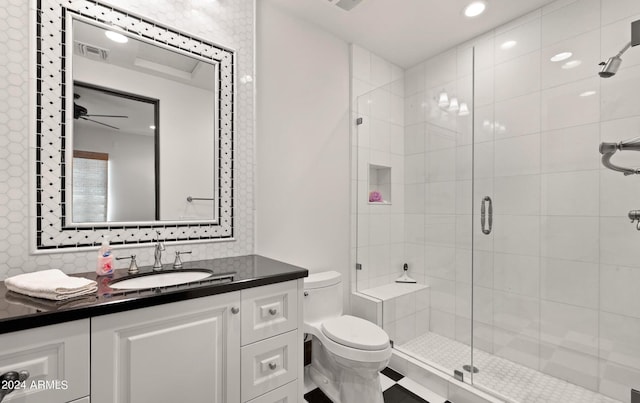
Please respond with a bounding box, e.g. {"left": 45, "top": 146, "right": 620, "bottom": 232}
{"left": 70, "top": 17, "right": 217, "bottom": 224}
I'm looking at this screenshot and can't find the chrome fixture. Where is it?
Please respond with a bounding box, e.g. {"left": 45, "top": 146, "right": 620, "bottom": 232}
{"left": 480, "top": 196, "right": 493, "bottom": 235}
{"left": 629, "top": 210, "right": 640, "bottom": 231}
{"left": 599, "top": 42, "right": 629, "bottom": 78}
{"left": 599, "top": 137, "right": 640, "bottom": 175}
{"left": 186, "top": 196, "right": 214, "bottom": 202}
{"left": 117, "top": 254, "right": 139, "bottom": 274}
{"left": 173, "top": 250, "right": 192, "bottom": 269}
{"left": 0, "top": 370, "right": 29, "bottom": 402}
{"left": 599, "top": 19, "right": 640, "bottom": 78}
{"left": 152, "top": 231, "right": 165, "bottom": 271}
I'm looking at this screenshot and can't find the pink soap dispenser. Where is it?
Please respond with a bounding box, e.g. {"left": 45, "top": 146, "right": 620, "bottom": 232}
{"left": 96, "top": 237, "right": 114, "bottom": 276}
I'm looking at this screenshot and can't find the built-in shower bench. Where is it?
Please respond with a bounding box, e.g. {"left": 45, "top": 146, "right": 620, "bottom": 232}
{"left": 352, "top": 282, "right": 430, "bottom": 345}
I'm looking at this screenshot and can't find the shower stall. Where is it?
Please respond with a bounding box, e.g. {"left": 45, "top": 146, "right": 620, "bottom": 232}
{"left": 351, "top": 2, "right": 640, "bottom": 402}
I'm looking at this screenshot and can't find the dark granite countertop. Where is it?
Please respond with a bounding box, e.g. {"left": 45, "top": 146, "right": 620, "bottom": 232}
{"left": 0, "top": 254, "right": 307, "bottom": 334}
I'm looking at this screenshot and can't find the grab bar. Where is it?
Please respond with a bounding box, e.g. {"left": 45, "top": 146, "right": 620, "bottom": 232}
{"left": 186, "top": 196, "right": 214, "bottom": 202}
{"left": 600, "top": 139, "right": 640, "bottom": 175}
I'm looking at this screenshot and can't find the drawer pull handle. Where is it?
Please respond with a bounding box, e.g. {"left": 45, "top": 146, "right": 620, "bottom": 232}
{"left": 269, "top": 308, "right": 278, "bottom": 316}
{"left": 268, "top": 362, "right": 277, "bottom": 370}
{"left": 231, "top": 306, "right": 240, "bottom": 314}
{"left": 0, "top": 370, "right": 30, "bottom": 402}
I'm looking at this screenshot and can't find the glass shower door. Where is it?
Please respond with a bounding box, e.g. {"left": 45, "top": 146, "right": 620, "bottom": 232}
{"left": 353, "top": 46, "right": 475, "bottom": 383}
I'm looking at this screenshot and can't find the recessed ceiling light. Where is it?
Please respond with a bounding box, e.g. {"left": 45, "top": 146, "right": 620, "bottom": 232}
{"left": 500, "top": 40, "right": 517, "bottom": 50}
{"left": 105, "top": 30, "right": 128, "bottom": 44}
{"left": 561, "top": 60, "right": 582, "bottom": 69}
{"left": 464, "top": 1, "right": 486, "bottom": 17}
{"left": 550, "top": 52, "right": 572, "bottom": 62}
{"left": 580, "top": 90, "right": 597, "bottom": 97}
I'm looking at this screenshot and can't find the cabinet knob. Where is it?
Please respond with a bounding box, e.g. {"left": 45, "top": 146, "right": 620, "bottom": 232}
{"left": 268, "top": 308, "right": 278, "bottom": 316}
{"left": 268, "top": 362, "right": 277, "bottom": 370}
{"left": 0, "top": 370, "right": 30, "bottom": 402}
{"left": 231, "top": 306, "right": 240, "bottom": 314}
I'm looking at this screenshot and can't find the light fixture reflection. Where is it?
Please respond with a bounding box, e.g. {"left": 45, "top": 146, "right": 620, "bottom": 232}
{"left": 500, "top": 40, "right": 517, "bottom": 50}
{"left": 561, "top": 60, "right": 582, "bottom": 69}
{"left": 580, "top": 90, "right": 597, "bottom": 97}
{"left": 464, "top": 1, "right": 486, "bottom": 17}
{"left": 438, "top": 91, "right": 450, "bottom": 108}
{"left": 458, "top": 102, "right": 470, "bottom": 116}
{"left": 448, "top": 97, "right": 459, "bottom": 112}
{"left": 550, "top": 52, "right": 572, "bottom": 62}
{"left": 105, "top": 30, "right": 128, "bottom": 43}
{"left": 149, "top": 125, "right": 156, "bottom": 130}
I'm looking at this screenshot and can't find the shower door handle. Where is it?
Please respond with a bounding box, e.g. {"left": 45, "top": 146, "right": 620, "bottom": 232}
{"left": 480, "top": 196, "right": 493, "bottom": 235}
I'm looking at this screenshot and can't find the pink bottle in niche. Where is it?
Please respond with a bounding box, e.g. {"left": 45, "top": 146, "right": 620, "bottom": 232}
{"left": 96, "top": 238, "right": 113, "bottom": 276}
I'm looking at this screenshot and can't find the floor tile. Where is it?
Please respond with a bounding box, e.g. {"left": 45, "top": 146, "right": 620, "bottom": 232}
{"left": 400, "top": 331, "right": 621, "bottom": 403}
{"left": 384, "top": 384, "right": 429, "bottom": 403}
{"left": 398, "top": 377, "right": 447, "bottom": 403}
{"left": 380, "top": 373, "right": 396, "bottom": 391}
{"left": 304, "top": 388, "right": 333, "bottom": 403}
{"left": 382, "top": 366, "right": 405, "bottom": 382}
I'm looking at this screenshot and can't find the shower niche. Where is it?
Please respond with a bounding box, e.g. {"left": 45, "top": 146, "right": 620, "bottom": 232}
{"left": 368, "top": 164, "right": 391, "bottom": 204}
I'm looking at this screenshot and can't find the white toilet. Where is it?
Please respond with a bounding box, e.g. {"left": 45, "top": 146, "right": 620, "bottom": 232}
{"left": 304, "top": 271, "right": 391, "bottom": 403}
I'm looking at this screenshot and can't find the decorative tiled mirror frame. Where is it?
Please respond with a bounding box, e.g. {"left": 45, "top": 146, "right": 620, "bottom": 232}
{"left": 33, "top": 0, "right": 235, "bottom": 251}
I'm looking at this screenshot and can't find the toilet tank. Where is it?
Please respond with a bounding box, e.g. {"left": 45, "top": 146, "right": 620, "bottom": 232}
{"left": 303, "top": 271, "right": 343, "bottom": 324}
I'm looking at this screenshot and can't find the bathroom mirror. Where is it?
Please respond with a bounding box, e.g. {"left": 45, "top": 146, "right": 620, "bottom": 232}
{"left": 33, "top": 0, "right": 235, "bottom": 250}
{"left": 69, "top": 18, "right": 216, "bottom": 224}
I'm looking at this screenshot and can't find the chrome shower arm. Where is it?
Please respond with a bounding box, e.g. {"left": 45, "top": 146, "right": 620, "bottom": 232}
{"left": 600, "top": 140, "right": 640, "bottom": 175}
{"left": 616, "top": 41, "right": 632, "bottom": 58}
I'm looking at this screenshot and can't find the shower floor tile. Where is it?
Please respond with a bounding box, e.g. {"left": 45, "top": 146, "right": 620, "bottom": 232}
{"left": 399, "top": 332, "right": 622, "bottom": 403}
{"left": 303, "top": 366, "right": 450, "bottom": 403}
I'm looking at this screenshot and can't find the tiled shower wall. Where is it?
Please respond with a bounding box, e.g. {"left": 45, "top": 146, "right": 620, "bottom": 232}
{"left": 351, "top": 45, "right": 406, "bottom": 291}
{"left": 0, "top": 0, "right": 254, "bottom": 279}
{"left": 399, "top": 0, "right": 640, "bottom": 401}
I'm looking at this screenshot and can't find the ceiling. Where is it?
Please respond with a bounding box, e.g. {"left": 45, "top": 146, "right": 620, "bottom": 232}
{"left": 267, "top": 0, "right": 557, "bottom": 68}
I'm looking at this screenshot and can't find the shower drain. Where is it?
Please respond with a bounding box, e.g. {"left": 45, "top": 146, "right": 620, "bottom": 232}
{"left": 462, "top": 365, "right": 479, "bottom": 373}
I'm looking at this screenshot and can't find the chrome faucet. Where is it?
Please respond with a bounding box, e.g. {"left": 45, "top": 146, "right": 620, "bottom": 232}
{"left": 152, "top": 231, "right": 165, "bottom": 271}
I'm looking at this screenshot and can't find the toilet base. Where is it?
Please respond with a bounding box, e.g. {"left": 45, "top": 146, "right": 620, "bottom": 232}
{"left": 309, "top": 337, "right": 387, "bottom": 403}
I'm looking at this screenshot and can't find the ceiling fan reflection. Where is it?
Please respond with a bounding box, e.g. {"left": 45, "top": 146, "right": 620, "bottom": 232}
{"left": 73, "top": 93, "right": 128, "bottom": 130}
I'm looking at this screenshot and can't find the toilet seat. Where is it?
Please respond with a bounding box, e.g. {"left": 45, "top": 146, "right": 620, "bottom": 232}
{"left": 321, "top": 315, "right": 389, "bottom": 351}
{"left": 305, "top": 317, "right": 391, "bottom": 363}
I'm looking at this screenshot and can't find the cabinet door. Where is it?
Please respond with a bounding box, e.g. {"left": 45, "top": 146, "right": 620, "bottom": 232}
{"left": 0, "top": 319, "right": 89, "bottom": 403}
{"left": 91, "top": 292, "right": 241, "bottom": 403}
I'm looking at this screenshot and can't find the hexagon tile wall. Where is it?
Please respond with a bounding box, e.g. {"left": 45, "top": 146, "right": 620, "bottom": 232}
{"left": 0, "top": 0, "right": 255, "bottom": 279}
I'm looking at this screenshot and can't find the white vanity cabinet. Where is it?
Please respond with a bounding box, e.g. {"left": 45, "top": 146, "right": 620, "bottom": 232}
{"left": 0, "top": 275, "right": 304, "bottom": 403}
{"left": 90, "top": 278, "right": 304, "bottom": 403}
{"left": 90, "top": 291, "right": 241, "bottom": 403}
{"left": 0, "top": 319, "right": 90, "bottom": 403}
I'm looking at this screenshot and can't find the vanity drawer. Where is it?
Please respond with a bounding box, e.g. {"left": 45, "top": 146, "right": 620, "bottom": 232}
{"left": 244, "top": 380, "right": 298, "bottom": 403}
{"left": 241, "top": 330, "right": 298, "bottom": 402}
{"left": 241, "top": 280, "right": 298, "bottom": 345}
{"left": 0, "top": 319, "right": 89, "bottom": 403}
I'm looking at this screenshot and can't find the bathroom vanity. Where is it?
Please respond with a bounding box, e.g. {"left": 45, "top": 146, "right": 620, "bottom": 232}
{"left": 0, "top": 255, "right": 307, "bottom": 403}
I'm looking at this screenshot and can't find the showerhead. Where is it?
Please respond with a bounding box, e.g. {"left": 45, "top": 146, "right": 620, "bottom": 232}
{"left": 599, "top": 56, "right": 623, "bottom": 78}
{"left": 599, "top": 41, "right": 631, "bottom": 78}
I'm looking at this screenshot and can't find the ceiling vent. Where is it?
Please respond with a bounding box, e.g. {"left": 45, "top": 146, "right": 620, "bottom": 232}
{"left": 74, "top": 41, "right": 109, "bottom": 61}
{"left": 329, "top": 0, "right": 364, "bottom": 11}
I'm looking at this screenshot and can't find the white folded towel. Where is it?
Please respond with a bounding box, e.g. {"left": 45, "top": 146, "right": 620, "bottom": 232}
{"left": 4, "top": 269, "right": 98, "bottom": 301}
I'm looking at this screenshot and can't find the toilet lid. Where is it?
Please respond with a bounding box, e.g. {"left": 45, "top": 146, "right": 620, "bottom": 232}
{"left": 321, "top": 315, "right": 389, "bottom": 351}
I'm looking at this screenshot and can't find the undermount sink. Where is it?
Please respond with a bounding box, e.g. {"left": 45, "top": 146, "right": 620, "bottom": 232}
{"left": 109, "top": 269, "right": 216, "bottom": 290}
